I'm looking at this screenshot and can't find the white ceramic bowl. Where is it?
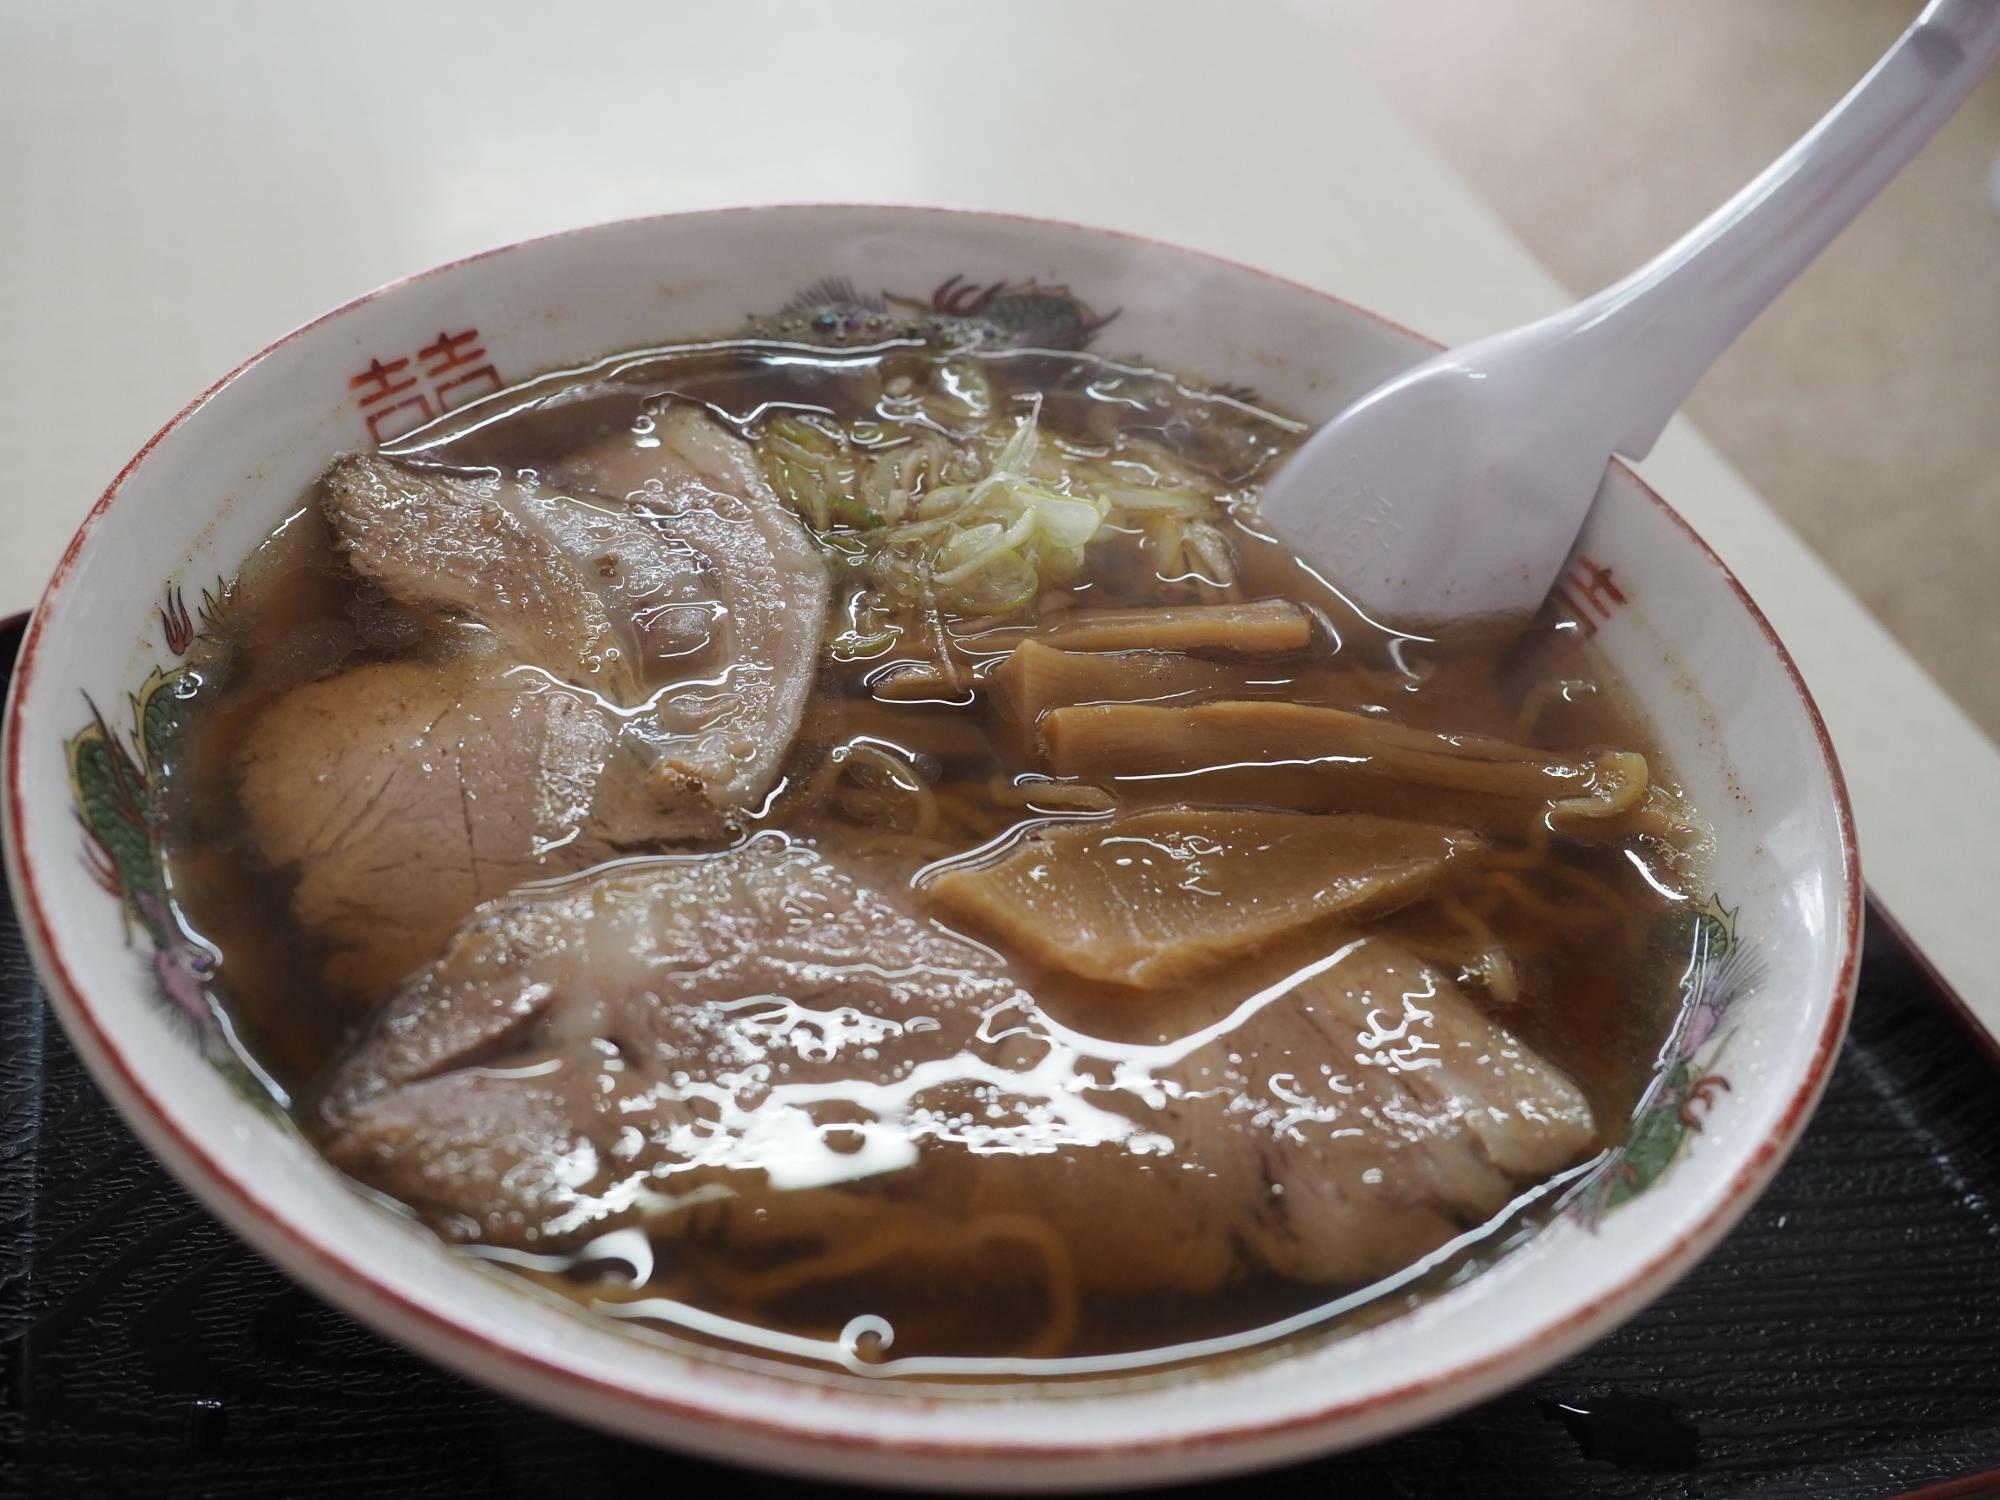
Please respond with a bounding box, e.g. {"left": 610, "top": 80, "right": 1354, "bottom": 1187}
{"left": 0, "top": 206, "right": 1857, "bottom": 1490}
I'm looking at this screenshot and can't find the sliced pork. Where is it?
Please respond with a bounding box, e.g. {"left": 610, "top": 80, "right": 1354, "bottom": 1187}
{"left": 318, "top": 843, "right": 1597, "bottom": 1296}
{"left": 548, "top": 406, "right": 830, "bottom": 805}
{"left": 237, "top": 411, "right": 829, "bottom": 990}
{"left": 323, "top": 407, "right": 828, "bottom": 807}
{"left": 234, "top": 659, "right": 673, "bottom": 997}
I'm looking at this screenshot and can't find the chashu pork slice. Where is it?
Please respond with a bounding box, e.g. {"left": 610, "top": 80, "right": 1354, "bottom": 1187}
{"left": 239, "top": 410, "right": 828, "bottom": 995}
{"left": 317, "top": 840, "right": 1056, "bottom": 1253}
{"left": 234, "top": 657, "right": 683, "bottom": 999}
{"left": 318, "top": 842, "right": 1596, "bottom": 1301}
{"left": 1130, "top": 941, "right": 1599, "bottom": 1287}
{"left": 321, "top": 406, "right": 827, "bottom": 811}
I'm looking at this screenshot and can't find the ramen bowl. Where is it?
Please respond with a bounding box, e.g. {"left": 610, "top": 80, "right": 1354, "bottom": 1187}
{"left": 0, "top": 206, "right": 1857, "bottom": 1490}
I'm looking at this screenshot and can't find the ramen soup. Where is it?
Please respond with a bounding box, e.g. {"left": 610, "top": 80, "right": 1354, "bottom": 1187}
{"left": 157, "top": 332, "right": 1710, "bottom": 1379}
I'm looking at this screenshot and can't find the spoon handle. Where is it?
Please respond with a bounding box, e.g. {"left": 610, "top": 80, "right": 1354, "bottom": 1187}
{"left": 1567, "top": 0, "right": 2000, "bottom": 458}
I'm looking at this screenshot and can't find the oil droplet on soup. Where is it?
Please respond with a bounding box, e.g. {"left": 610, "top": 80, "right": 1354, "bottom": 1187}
{"left": 155, "top": 338, "right": 1709, "bottom": 1380}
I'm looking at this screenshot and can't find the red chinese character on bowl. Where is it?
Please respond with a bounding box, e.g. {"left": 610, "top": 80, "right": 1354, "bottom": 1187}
{"left": 418, "top": 329, "right": 502, "bottom": 411}
{"left": 347, "top": 330, "right": 503, "bottom": 440}
{"left": 347, "top": 355, "right": 435, "bottom": 443}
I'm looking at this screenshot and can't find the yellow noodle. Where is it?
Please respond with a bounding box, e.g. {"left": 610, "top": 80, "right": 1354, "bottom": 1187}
{"left": 1465, "top": 814, "right": 1642, "bottom": 947}
{"left": 697, "top": 1223, "right": 934, "bottom": 1303}
{"left": 1482, "top": 871, "right": 1609, "bottom": 930}
{"left": 1551, "top": 750, "right": 1650, "bottom": 821}
{"left": 932, "top": 789, "right": 1002, "bottom": 837}
{"left": 1455, "top": 874, "right": 1569, "bottom": 958}
{"left": 809, "top": 740, "right": 942, "bottom": 840}
{"left": 1444, "top": 895, "right": 1501, "bottom": 955}
{"left": 985, "top": 1213, "right": 1081, "bottom": 1359}
{"left": 1561, "top": 786, "right": 1707, "bottom": 849}
{"left": 1442, "top": 896, "right": 1521, "bottom": 1005}
{"left": 799, "top": 749, "right": 849, "bottom": 806}
{"left": 1529, "top": 862, "right": 1646, "bottom": 946}
{"left": 1466, "top": 883, "right": 1507, "bottom": 921}
{"left": 692, "top": 1210, "right": 1080, "bottom": 1361}
{"left": 1510, "top": 677, "right": 1590, "bottom": 743}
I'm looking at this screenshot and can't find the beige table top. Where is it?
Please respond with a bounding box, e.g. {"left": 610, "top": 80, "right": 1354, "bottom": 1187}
{"left": 3, "top": 0, "right": 1994, "bottom": 1028}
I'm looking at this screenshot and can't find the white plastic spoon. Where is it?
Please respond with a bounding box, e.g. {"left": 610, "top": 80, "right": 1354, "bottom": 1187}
{"left": 1260, "top": 0, "right": 2000, "bottom": 625}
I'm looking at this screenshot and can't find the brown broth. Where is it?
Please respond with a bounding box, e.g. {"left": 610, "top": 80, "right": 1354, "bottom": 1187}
{"left": 157, "top": 340, "right": 1704, "bottom": 1382}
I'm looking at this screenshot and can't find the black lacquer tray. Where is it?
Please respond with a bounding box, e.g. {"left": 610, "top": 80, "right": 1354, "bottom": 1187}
{"left": 3, "top": 616, "right": 1997, "bottom": 1499}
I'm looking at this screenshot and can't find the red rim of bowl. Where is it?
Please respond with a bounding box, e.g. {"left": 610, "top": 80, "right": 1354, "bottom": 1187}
{"left": 0, "top": 204, "right": 1862, "bottom": 1471}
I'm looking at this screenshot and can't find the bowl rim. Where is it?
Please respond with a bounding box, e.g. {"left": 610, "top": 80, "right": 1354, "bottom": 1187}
{"left": 0, "top": 203, "right": 1861, "bottom": 1466}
